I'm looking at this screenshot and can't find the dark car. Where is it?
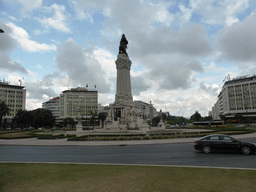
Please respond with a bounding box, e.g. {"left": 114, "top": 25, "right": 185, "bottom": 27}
{"left": 194, "top": 134, "right": 256, "bottom": 155}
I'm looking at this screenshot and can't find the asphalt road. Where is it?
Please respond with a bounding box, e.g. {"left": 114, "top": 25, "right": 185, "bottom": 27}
{"left": 1, "top": 138, "right": 256, "bottom": 169}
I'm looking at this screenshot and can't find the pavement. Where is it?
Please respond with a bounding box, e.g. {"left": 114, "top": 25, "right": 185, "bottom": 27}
{"left": 1, "top": 131, "right": 256, "bottom": 146}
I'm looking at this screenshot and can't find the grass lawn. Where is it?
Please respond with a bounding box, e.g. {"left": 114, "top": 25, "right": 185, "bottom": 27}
{"left": 1, "top": 163, "right": 256, "bottom": 192}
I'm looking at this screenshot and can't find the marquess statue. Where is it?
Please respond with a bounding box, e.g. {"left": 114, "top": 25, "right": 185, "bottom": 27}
{"left": 119, "top": 34, "right": 128, "bottom": 56}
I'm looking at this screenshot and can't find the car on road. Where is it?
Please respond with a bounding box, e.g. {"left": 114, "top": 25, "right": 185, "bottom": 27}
{"left": 194, "top": 134, "right": 256, "bottom": 155}
{"left": 235, "top": 124, "right": 245, "bottom": 127}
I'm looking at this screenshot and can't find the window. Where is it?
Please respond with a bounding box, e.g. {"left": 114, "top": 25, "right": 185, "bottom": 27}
{"left": 222, "top": 136, "right": 232, "bottom": 141}
{"left": 210, "top": 136, "right": 219, "bottom": 140}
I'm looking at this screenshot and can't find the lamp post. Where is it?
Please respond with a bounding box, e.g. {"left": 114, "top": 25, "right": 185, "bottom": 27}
{"left": 243, "top": 89, "right": 250, "bottom": 127}
{"left": 200, "top": 108, "right": 205, "bottom": 117}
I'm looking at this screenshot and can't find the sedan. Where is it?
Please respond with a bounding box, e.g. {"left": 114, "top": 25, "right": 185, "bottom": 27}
{"left": 194, "top": 134, "right": 256, "bottom": 155}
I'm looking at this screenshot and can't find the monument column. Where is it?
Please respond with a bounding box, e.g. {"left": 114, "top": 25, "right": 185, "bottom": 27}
{"left": 114, "top": 34, "right": 133, "bottom": 106}
{"left": 115, "top": 54, "right": 133, "bottom": 105}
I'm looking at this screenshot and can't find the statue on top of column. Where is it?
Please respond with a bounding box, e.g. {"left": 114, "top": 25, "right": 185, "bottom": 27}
{"left": 119, "top": 34, "right": 128, "bottom": 56}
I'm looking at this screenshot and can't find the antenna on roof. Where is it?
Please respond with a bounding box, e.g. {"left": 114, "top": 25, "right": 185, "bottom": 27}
{"left": 223, "top": 74, "right": 231, "bottom": 82}
{"left": 18, "top": 77, "right": 24, "bottom": 86}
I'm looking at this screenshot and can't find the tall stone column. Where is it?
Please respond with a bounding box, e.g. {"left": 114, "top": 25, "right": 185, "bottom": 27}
{"left": 114, "top": 53, "right": 133, "bottom": 106}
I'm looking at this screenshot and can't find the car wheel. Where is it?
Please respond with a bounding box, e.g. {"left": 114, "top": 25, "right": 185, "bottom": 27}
{"left": 203, "top": 145, "right": 211, "bottom": 154}
{"left": 241, "top": 146, "right": 251, "bottom": 155}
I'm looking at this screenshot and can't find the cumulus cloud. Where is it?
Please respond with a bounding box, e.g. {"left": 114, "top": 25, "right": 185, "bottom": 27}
{"left": 131, "top": 76, "right": 150, "bottom": 96}
{"left": 133, "top": 53, "right": 204, "bottom": 91}
{"left": 25, "top": 81, "right": 58, "bottom": 100}
{"left": 217, "top": 12, "right": 256, "bottom": 62}
{"left": 37, "top": 4, "right": 71, "bottom": 33}
{"left": 55, "top": 38, "right": 111, "bottom": 93}
{"left": 189, "top": 0, "right": 250, "bottom": 26}
{"left": 82, "top": 1, "right": 211, "bottom": 93}
{"left": 0, "top": 52, "right": 28, "bottom": 73}
{"left": 6, "top": 22, "right": 56, "bottom": 52}
{"left": 0, "top": 21, "right": 16, "bottom": 51}
{"left": 0, "top": 21, "right": 28, "bottom": 73}
{"left": 200, "top": 82, "right": 220, "bottom": 95}
{"left": 2, "top": 0, "right": 43, "bottom": 13}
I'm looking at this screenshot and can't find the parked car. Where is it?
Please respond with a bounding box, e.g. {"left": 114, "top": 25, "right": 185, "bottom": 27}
{"left": 194, "top": 134, "right": 256, "bottom": 155}
{"left": 235, "top": 124, "right": 245, "bottom": 127}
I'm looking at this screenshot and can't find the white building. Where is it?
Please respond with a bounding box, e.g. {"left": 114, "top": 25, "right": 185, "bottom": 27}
{"left": 212, "top": 75, "right": 256, "bottom": 121}
{"left": 42, "top": 97, "right": 60, "bottom": 123}
{"left": 134, "top": 100, "right": 157, "bottom": 120}
{"left": 97, "top": 103, "right": 104, "bottom": 113}
{"left": 0, "top": 80, "right": 26, "bottom": 122}
{"left": 60, "top": 87, "right": 98, "bottom": 121}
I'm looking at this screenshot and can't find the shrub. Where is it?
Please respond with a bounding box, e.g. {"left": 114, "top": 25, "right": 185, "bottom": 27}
{"left": 66, "top": 134, "right": 77, "bottom": 138}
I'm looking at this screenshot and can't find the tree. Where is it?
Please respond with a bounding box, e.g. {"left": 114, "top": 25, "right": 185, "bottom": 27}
{"left": 190, "top": 111, "right": 201, "bottom": 122}
{"left": 63, "top": 117, "right": 75, "bottom": 128}
{"left": 151, "top": 116, "right": 160, "bottom": 126}
{"left": 12, "top": 110, "right": 32, "bottom": 129}
{"left": 0, "top": 101, "right": 11, "bottom": 128}
{"left": 31, "top": 108, "right": 55, "bottom": 128}
{"left": 234, "top": 114, "right": 244, "bottom": 123}
{"left": 98, "top": 112, "right": 107, "bottom": 128}
{"left": 90, "top": 110, "right": 98, "bottom": 129}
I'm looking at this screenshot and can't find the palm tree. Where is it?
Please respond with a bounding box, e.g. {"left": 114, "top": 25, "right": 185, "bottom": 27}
{"left": 0, "top": 101, "right": 11, "bottom": 128}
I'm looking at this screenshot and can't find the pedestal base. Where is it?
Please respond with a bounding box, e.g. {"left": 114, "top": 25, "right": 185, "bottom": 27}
{"left": 76, "top": 122, "right": 83, "bottom": 132}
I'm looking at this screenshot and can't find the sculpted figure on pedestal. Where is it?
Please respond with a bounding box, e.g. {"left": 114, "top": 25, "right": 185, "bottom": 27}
{"left": 119, "top": 34, "right": 128, "bottom": 56}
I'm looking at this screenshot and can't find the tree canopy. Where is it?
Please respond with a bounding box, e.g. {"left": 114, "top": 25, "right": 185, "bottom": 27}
{"left": 12, "top": 108, "right": 55, "bottom": 129}
{"left": 63, "top": 117, "right": 75, "bottom": 128}
{"left": 190, "top": 111, "right": 201, "bottom": 122}
{"left": 0, "top": 101, "right": 11, "bottom": 128}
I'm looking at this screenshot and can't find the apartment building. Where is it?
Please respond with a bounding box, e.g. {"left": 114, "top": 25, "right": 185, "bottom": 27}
{"left": 212, "top": 75, "right": 256, "bottom": 120}
{"left": 42, "top": 97, "right": 60, "bottom": 123}
{"left": 59, "top": 87, "right": 98, "bottom": 120}
{"left": 0, "top": 80, "right": 26, "bottom": 122}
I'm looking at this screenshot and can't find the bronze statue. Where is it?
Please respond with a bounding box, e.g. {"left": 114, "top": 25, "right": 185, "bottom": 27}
{"left": 119, "top": 34, "right": 128, "bottom": 56}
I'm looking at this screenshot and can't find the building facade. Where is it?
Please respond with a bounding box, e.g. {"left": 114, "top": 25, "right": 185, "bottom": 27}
{"left": 0, "top": 80, "right": 26, "bottom": 122}
{"left": 59, "top": 87, "right": 98, "bottom": 120}
{"left": 42, "top": 97, "right": 60, "bottom": 123}
{"left": 212, "top": 75, "right": 256, "bottom": 121}
{"left": 134, "top": 100, "right": 157, "bottom": 120}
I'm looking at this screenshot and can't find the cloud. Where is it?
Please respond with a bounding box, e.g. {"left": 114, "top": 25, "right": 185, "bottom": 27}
{"left": 200, "top": 82, "right": 220, "bottom": 95}
{"left": 133, "top": 53, "right": 204, "bottom": 91}
{"left": 0, "top": 52, "right": 28, "bottom": 73}
{"left": 55, "top": 38, "right": 111, "bottom": 93}
{"left": 70, "top": 0, "right": 107, "bottom": 22}
{"left": 25, "top": 81, "right": 58, "bottom": 100}
{"left": 131, "top": 76, "right": 150, "bottom": 96}
{"left": 0, "top": 20, "right": 16, "bottom": 51}
{"left": 133, "top": 86, "right": 218, "bottom": 117}
{"left": 2, "top": 0, "right": 43, "bottom": 13}
{"left": 37, "top": 4, "right": 71, "bottom": 33}
{"left": 0, "top": 21, "right": 28, "bottom": 73}
{"left": 6, "top": 22, "right": 56, "bottom": 52}
{"left": 217, "top": 12, "right": 256, "bottom": 62}
{"left": 189, "top": 0, "right": 250, "bottom": 26}
{"left": 86, "top": 1, "right": 211, "bottom": 93}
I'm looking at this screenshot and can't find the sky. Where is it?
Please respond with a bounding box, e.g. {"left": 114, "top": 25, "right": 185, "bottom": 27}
{"left": 0, "top": 0, "right": 256, "bottom": 118}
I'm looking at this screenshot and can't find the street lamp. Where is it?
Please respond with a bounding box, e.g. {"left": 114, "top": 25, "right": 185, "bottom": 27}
{"left": 0, "top": 29, "right": 4, "bottom": 33}
{"left": 200, "top": 108, "right": 205, "bottom": 117}
{"left": 243, "top": 89, "right": 250, "bottom": 127}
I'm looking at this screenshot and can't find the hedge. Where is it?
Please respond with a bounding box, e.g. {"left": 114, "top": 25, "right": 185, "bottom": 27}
{"left": 37, "top": 134, "right": 66, "bottom": 139}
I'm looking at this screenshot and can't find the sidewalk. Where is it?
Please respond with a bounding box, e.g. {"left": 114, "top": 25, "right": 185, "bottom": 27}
{"left": 1, "top": 132, "right": 256, "bottom": 146}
